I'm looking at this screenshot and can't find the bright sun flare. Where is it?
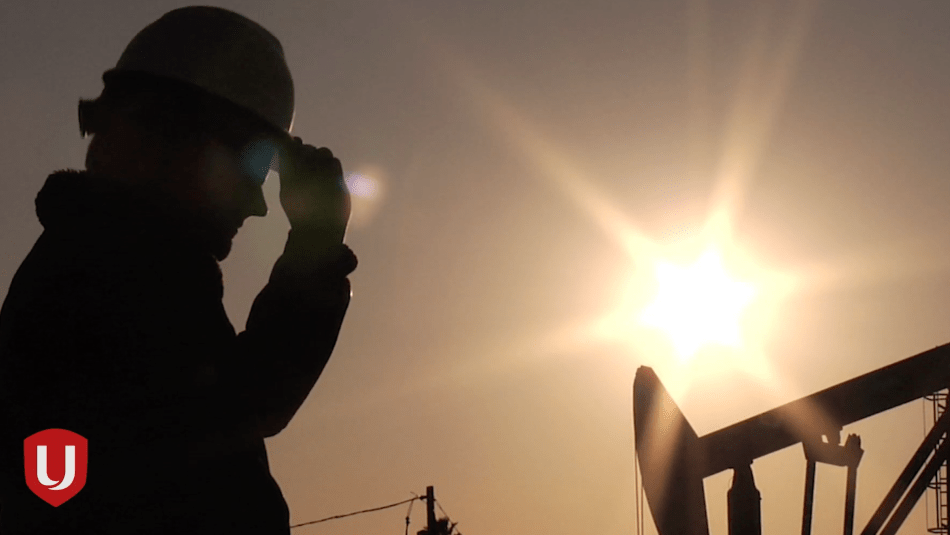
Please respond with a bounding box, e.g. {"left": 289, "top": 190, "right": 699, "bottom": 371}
{"left": 639, "top": 248, "right": 756, "bottom": 361}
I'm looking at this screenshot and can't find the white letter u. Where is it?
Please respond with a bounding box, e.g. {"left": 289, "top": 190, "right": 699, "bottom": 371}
{"left": 36, "top": 445, "right": 75, "bottom": 490}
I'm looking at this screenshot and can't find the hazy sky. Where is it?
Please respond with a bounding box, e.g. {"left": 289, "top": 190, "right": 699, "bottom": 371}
{"left": 2, "top": 0, "right": 950, "bottom": 533}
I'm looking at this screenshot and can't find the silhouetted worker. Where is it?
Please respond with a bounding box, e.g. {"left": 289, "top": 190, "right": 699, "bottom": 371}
{"left": 0, "top": 7, "right": 356, "bottom": 534}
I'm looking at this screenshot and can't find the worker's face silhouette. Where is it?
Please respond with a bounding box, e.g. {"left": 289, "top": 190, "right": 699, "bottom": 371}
{"left": 82, "top": 85, "right": 280, "bottom": 260}
{"left": 177, "top": 132, "right": 274, "bottom": 260}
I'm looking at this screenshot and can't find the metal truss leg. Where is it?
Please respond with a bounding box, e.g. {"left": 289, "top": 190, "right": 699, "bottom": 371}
{"left": 802, "top": 459, "right": 816, "bottom": 535}
{"left": 862, "top": 408, "right": 950, "bottom": 535}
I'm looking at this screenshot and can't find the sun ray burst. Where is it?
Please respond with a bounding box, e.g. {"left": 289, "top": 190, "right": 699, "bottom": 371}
{"left": 400, "top": 0, "right": 824, "bottom": 403}
{"left": 640, "top": 248, "right": 756, "bottom": 361}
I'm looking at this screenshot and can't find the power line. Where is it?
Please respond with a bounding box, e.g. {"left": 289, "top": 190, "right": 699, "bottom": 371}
{"left": 637, "top": 432, "right": 645, "bottom": 533}
{"left": 634, "top": 419, "right": 644, "bottom": 535}
{"left": 405, "top": 493, "right": 418, "bottom": 535}
{"left": 435, "top": 498, "right": 448, "bottom": 518}
{"left": 434, "top": 498, "right": 461, "bottom": 535}
{"left": 290, "top": 496, "right": 423, "bottom": 530}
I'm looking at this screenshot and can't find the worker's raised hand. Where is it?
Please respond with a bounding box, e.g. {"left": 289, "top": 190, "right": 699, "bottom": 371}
{"left": 277, "top": 137, "right": 351, "bottom": 245}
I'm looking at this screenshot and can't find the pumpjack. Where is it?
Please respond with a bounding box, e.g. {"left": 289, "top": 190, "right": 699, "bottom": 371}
{"left": 633, "top": 342, "right": 950, "bottom": 535}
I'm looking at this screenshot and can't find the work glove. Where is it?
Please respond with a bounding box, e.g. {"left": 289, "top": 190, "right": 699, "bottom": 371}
{"left": 277, "top": 137, "right": 351, "bottom": 245}
{"left": 275, "top": 137, "right": 356, "bottom": 276}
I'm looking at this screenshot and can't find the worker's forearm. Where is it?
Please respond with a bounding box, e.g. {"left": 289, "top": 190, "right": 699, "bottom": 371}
{"left": 223, "top": 229, "right": 355, "bottom": 436}
{"left": 231, "top": 277, "right": 350, "bottom": 435}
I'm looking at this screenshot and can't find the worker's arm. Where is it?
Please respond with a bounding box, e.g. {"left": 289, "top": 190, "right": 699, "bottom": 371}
{"left": 222, "top": 231, "right": 357, "bottom": 438}
{"left": 101, "top": 232, "right": 355, "bottom": 467}
{"left": 209, "top": 139, "right": 356, "bottom": 440}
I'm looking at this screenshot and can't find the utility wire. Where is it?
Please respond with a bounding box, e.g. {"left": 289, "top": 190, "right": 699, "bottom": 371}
{"left": 435, "top": 498, "right": 448, "bottom": 518}
{"left": 290, "top": 496, "right": 423, "bottom": 530}
{"left": 633, "top": 453, "right": 643, "bottom": 535}
{"left": 633, "top": 418, "right": 643, "bottom": 535}
{"left": 434, "top": 498, "right": 461, "bottom": 535}
{"left": 640, "top": 479, "right": 645, "bottom": 535}
{"left": 924, "top": 396, "right": 930, "bottom": 530}
{"left": 404, "top": 493, "right": 418, "bottom": 535}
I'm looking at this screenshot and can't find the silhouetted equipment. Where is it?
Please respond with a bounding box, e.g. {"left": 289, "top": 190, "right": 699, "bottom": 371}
{"left": 727, "top": 464, "right": 761, "bottom": 535}
{"left": 634, "top": 342, "right": 950, "bottom": 535}
{"left": 417, "top": 486, "right": 454, "bottom": 535}
{"left": 927, "top": 390, "right": 950, "bottom": 534}
{"left": 425, "top": 486, "right": 437, "bottom": 535}
{"left": 800, "top": 433, "right": 863, "bottom": 535}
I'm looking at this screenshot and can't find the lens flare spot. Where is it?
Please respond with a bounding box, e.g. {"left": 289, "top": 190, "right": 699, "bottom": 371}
{"left": 344, "top": 166, "right": 386, "bottom": 229}
{"left": 345, "top": 173, "right": 379, "bottom": 198}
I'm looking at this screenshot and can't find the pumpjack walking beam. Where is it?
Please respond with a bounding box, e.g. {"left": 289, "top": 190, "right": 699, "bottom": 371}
{"left": 634, "top": 342, "right": 950, "bottom": 535}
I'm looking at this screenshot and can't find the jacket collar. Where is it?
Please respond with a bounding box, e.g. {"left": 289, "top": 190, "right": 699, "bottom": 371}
{"left": 36, "top": 169, "right": 214, "bottom": 258}
{"left": 35, "top": 169, "right": 225, "bottom": 298}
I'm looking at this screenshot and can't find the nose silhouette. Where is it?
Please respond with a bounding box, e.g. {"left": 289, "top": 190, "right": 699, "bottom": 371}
{"left": 247, "top": 182, "right": 268, "bottom": 218}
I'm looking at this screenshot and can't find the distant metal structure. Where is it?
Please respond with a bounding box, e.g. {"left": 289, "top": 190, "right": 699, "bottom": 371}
{"left": 633, "top": 343, "right": 950, "bottom": 535}
{"left": 928, "top": 390, "right": 950, "bottom": 534}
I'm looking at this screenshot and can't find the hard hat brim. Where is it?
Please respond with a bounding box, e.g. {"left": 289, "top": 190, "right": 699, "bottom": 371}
{"left": 102, "top": 69, "right": 292, "bottom": 173}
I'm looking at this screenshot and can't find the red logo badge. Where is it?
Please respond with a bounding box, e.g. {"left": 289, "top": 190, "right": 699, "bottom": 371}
{"left": 24, "top": 429, "right": 88, "bottom": 506}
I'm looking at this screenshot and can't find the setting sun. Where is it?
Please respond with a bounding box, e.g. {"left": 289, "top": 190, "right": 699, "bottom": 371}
{"left": 639, "top": 248, "right": 756, "bottom": 361}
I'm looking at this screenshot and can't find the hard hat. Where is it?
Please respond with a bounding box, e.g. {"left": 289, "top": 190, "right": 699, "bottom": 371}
{"left": 104, "top": 6, "right": 294, "bottom": 135}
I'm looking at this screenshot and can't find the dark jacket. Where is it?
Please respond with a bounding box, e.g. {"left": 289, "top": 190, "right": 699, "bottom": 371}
{"left": 0, "top": 170, "right": 357, "bottom": 534}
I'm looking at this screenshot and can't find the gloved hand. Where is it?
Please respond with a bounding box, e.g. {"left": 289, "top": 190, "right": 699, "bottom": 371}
{"left": 277, "top": 137, "right": 351, "bottom": 245}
